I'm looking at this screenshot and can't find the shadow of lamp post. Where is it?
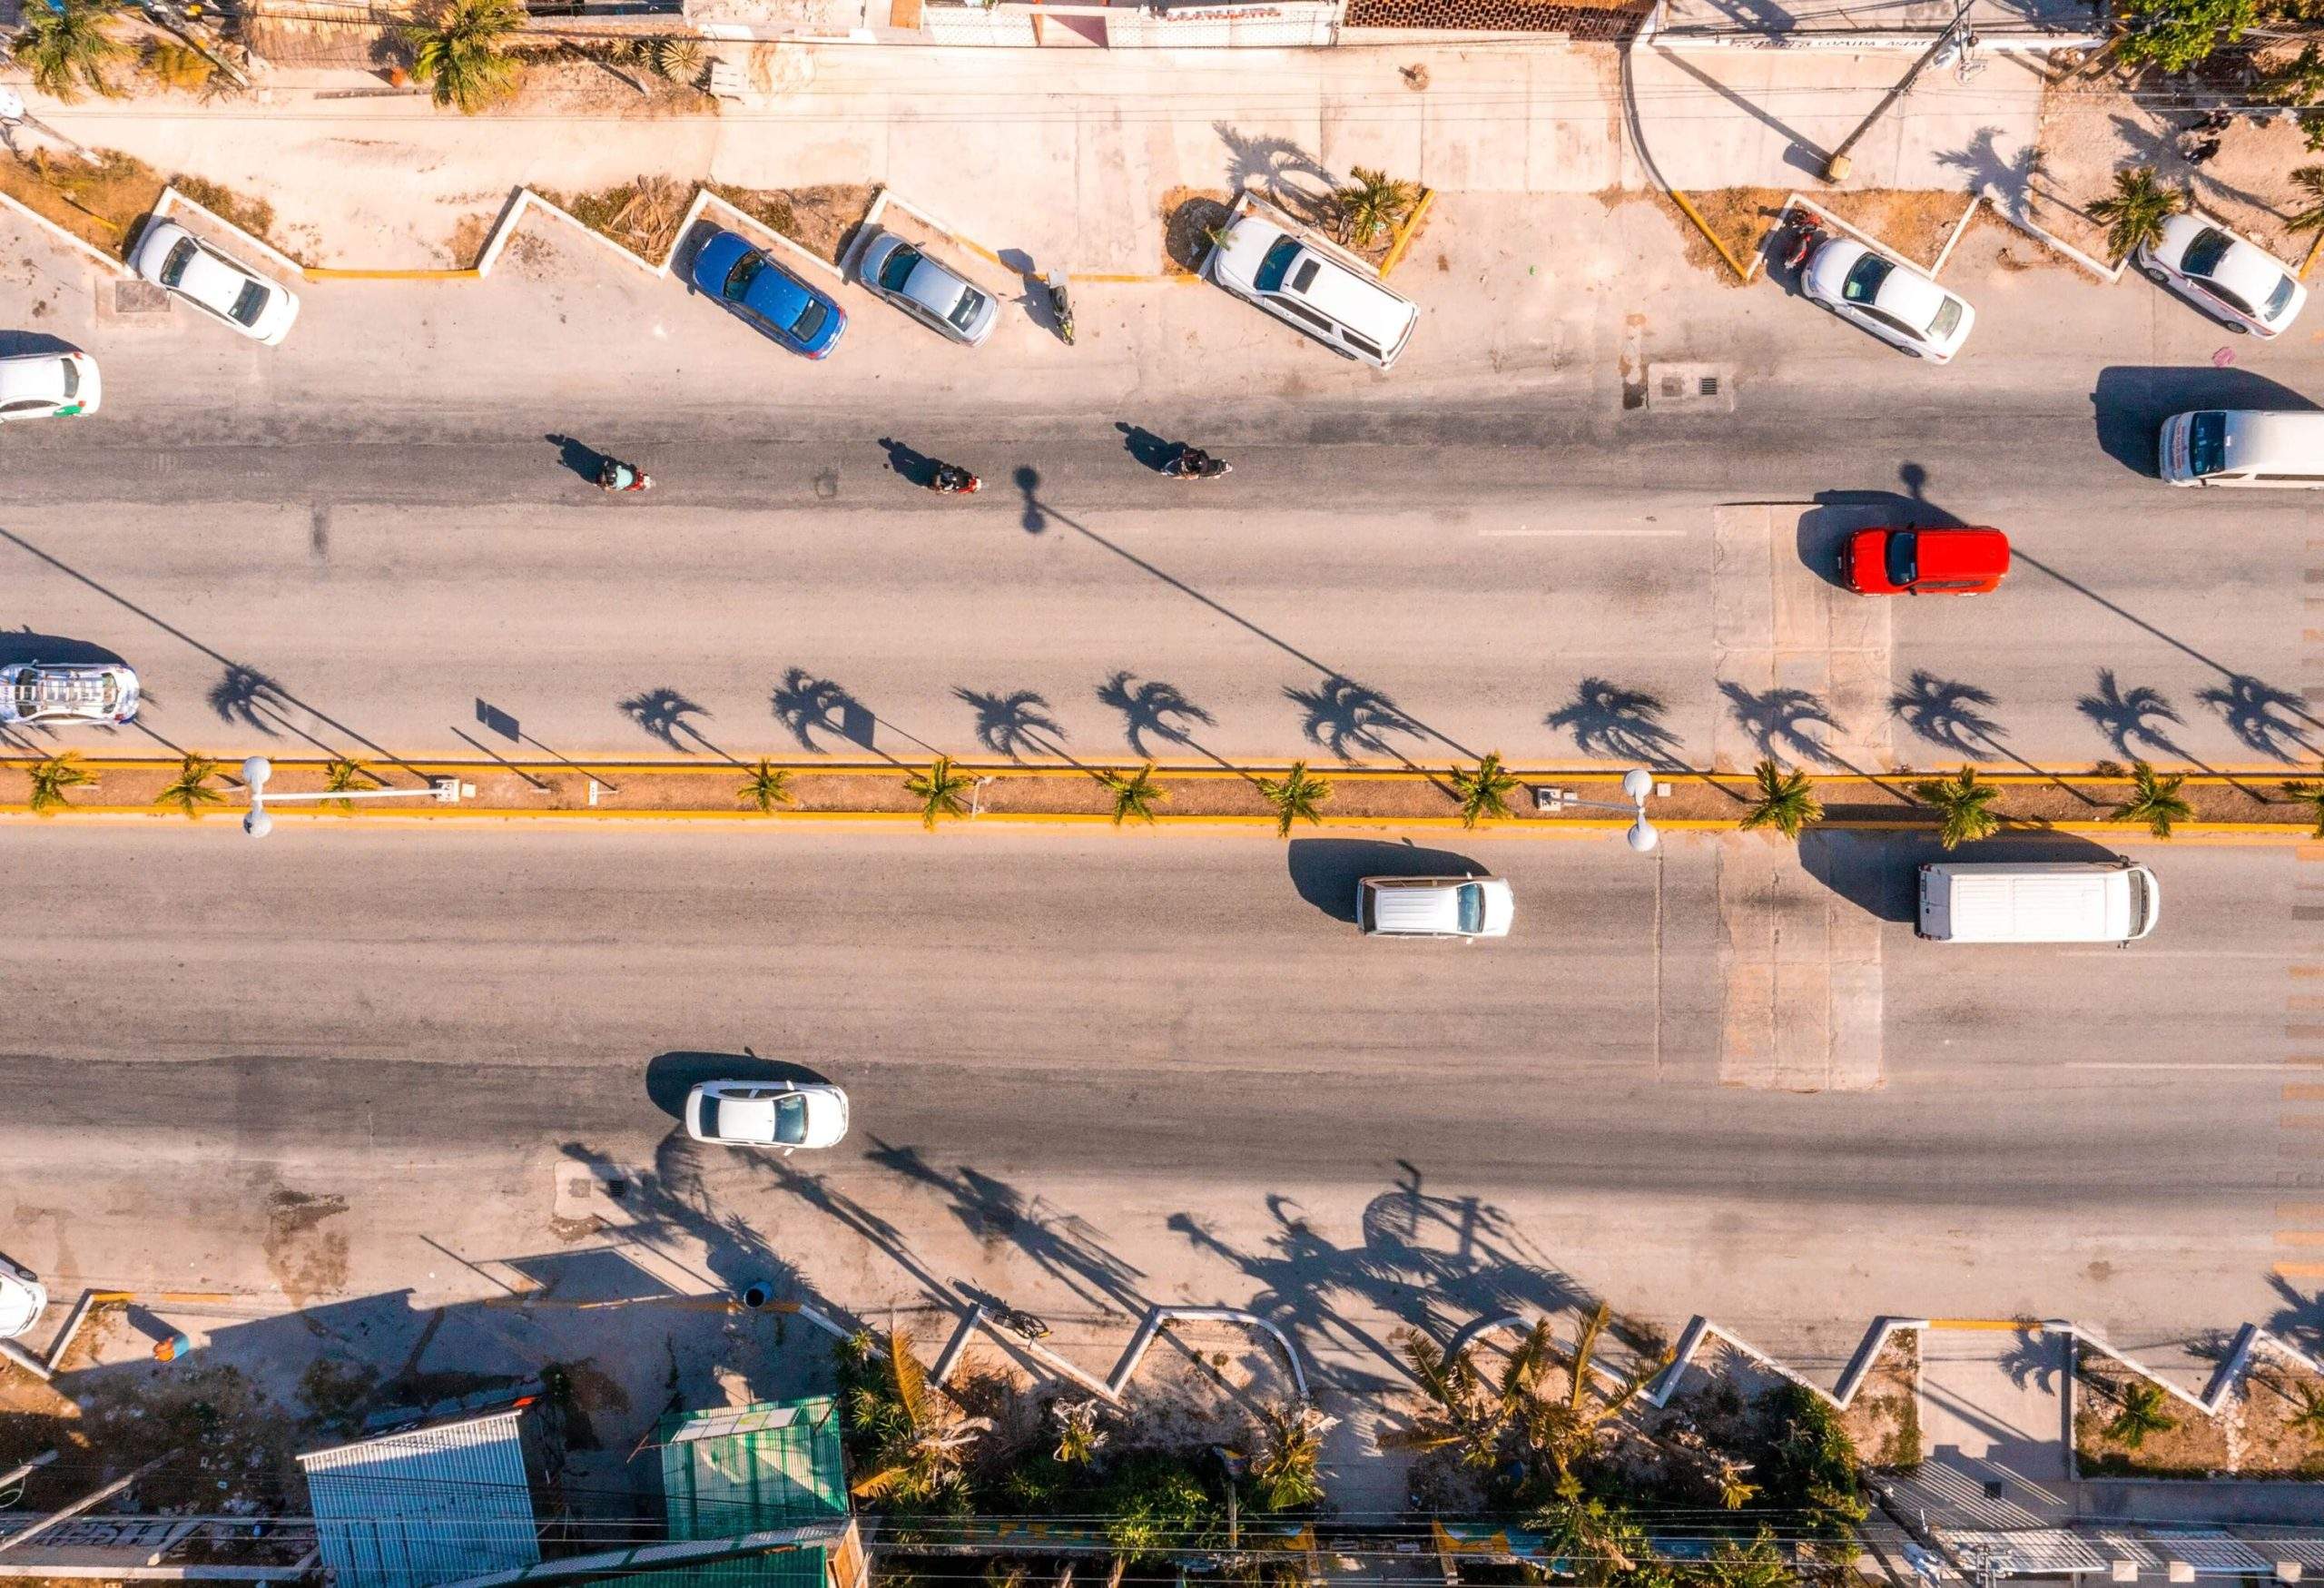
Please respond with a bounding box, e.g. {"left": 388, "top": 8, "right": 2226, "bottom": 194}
{"left": 240, "top": 755, "right": 465, "bottom": 838}
{"left": 1534, "top": 767, "right": 1668, "bottom": 853}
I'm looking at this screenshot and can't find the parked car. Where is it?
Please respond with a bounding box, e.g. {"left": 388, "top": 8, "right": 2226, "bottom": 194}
{"left": 688, "top": 229, "right": 846, "bottom": 360}
{"left": 856, "top": 230, "right": 996, "bottom": 347}
{"left": 684, "top": 1080, "right": 850, "bottom": 1152}
{"left": 1918, "top": 861, "right": 2160, "bottom": 945}
{"left": 2137, "top": 213, "right": 2307, "bottom": 338}
{"left": 1800, "top": 239, "right": 1974, "bottom": 363}
{"left": 2160, "top": 409, "right": 2324, "bottom": 488}
{"left": 1840, "top": 526, "right": 2010, "bottom": 596}
{"left": 0, "top": 349, "right": 100, "bottom": 421}
{"left": 1356, "top": 874, "right": 1514, "bottom": 939}
{"left": 0, "top": 660, "right": 140, "bottom": 725}
{"left": 133, "top": 221, "right": 300, "bottom": 346}
{"left": 0, "top": 1259, "right": 46, "bottom": 1341}
{"left": 1204, "top": 209, "right": 1418, "bottom": 370}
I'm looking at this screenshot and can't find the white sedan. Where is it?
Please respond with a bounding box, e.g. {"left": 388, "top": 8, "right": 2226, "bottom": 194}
{"left": 0, "top": 349, "right": 99, "bottom": 421}
{"left": 2137, "top": 212, "right": 2307, "bottom": 338}
{"left": 684, "top": 1080, "right": 850, "bottom": 1152}
{"left": 0, "top": 1259, "right": 46, "bottom": 1341}
{"left": 133, "top": 221, "right": 300, "bottom": 346}
{"left": 1801, "top": 238, "right": 1974, "bottom": 363}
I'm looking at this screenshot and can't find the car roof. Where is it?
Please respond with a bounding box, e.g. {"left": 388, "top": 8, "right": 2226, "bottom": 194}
{"left": 1863, "top": 257, "right": 1953, "bottom": 321}
{"left": 2215, "top": 409, "right": 2324, "bottom": 462}
{"left": 176, "top": 243, "right": 256, "bottom": 311}
{"left": 1911, "top": 527, "right": 2009, "bottom": 579}
{"left": 2180, "top": 222, "right": 2292, "bottom": 304}
{"left": 1285, "top": 249, "right": 1414, "bottom": 332}
{"left": 742, "top": 256, "right": 815, "bottom": 324}
{"left": 897, "top": 252, "right": 969, "bottom": 314}
{"left": 0, "top": 354, "right": 68, "bottom": 403}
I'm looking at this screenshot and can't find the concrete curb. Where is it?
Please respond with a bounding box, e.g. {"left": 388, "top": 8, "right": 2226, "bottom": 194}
{"left": 0, "top": 190, "right": 132, "bottom": 279}
{"left": 923, "top": 1300, "right": 1310, "bottom": 1406}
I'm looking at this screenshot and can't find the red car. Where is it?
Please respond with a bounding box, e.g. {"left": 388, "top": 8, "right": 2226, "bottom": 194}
{"left": 1841, "top": 526, "right": 2010, "bottom": 596}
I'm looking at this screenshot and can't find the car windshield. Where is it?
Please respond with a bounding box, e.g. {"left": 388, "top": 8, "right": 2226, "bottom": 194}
{"left": 158, "top": 238, "right": 196, "bottom": 289}
{"left": 2265, "top": 271, "right": 2299, "bottom": 321}
{"left": 697, "top": 1098, "right": 721, "bottom": 1137}
{"left": 2189, "top": 410, "right": 2228, "bottom": 478}
{"left": 790, "top": 297, "right": 830, "bottom": 342}
{"left": 722, "top": 252, "right": 764, "bottom": 302}
{"left": 1926, "top": 297, "right": 1963, "bottom": 340}
{"left": 773, "top": 1094, "right": 808, "bottom": 1145}
{"left": 944, "top": 285, "right": 987, "bottom": 332}
{"left": 877, "top": 244, "right": 921, "bottom": 293}
{"left": 1253, "top": 235, "right": 1300, "bottom": 294}
{"left": 2181, "top": 228, "right": 2233, "bottom": 280}
{"left": 1841, "top": 253, "right": 1893, "bottom": 303}
{"left": 1885, "top": 532, "right": 1917, "bottom": 587}
{"left": 1457, "top": 883, "right": 1485, "bottom": 936}
{"left": 229, "top": 281, "right": 268, "bottom": 327}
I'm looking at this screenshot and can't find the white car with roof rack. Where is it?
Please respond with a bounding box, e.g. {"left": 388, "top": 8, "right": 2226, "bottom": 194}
{"left": 1, "top": 660, "right": 140, "bottom": 725}
{"left": 2136, "top": 212, "right": 2308, "bottom": 338}
{"left": 1204, "top": 202, "right": 1418, "bottom": 370}
{"left": 133, "top": 221, "right": 300, "bottom": 346}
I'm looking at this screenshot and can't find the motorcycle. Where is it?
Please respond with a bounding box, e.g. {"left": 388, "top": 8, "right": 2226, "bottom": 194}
{"left": 929, "top": 463, "right": 983, "bottom": 496}
{"left": 1782, "top": 211, "right": 1827, "bottom": 273}
{"left": 596, "top": 459, "right": 654, "bottom": 494}
{"left": 1163, "top": 447, "right": 1231, "bottom": 481}
{"left": 1045, "top": 270, "right": 1075, "bottom": 347}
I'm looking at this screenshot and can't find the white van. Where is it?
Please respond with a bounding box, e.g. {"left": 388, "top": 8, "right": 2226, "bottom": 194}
{"left": 1205, "top": 209, "right": 1419, "bottom": 371}
{"left": 1916, "top": 861, "right": 2160, "bottom": 945}
{"left": 2159, "top": 409, "right": 2324, "bottom": 487}
{"left": 1357, "top": 875, "right": 1514, "bottom": 939}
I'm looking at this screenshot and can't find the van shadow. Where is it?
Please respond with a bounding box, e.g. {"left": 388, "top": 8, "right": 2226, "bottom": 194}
{"left": 1287, "top": 836, "right": 1488, "bottom": 923}
{"left": 644, "top": 1050, "right": 836, "bottom": 1122}
{"left": 2090, "top": 365, "right": 2322, "bottom": 478}
{"left": 1800, "top": 829, "right": 2128, "bottom": 923}
{"left": 1795, "top": 489, "right": 1968, "bottom": 589}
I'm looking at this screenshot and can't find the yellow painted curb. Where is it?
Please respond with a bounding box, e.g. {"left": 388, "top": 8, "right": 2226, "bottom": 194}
{"left": 1379, "top": 187, "right": 1435, "bottom": 279}
{"left": 302, "top": 268, "right": 482, "bottom": 281}
{"left": 1669, "top": 190, "right": 1754, "bottom": 282}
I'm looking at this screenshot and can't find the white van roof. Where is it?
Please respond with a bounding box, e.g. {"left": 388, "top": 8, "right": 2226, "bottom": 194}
{"left": 1919, "top": 863, "right": 2158, "bottom": 943}
{"left": 2217, "top": 409, "right": 2324, "bottom": 469}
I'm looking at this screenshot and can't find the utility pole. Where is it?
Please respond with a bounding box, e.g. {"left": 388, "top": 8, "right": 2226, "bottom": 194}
{"left": 1822, "top": 0, "right": 1976, "bottom": 182}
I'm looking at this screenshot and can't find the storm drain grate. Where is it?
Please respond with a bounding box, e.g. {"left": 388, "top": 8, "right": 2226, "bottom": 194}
{"left": 1644, "top": 361, "right": 1735, "bottom": 412}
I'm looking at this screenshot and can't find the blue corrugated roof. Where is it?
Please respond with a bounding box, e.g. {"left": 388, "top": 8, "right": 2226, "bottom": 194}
{"left": 300, "top": 1409, "right": 543, "bottom": 1588}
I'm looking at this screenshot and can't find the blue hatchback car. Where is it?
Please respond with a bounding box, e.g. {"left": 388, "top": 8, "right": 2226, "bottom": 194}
{"left": 689, "top": 229, "right": 846, "bottom": 360}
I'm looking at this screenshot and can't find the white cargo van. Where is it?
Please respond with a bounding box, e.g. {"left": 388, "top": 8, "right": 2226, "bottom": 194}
{"left": 1916, "top": 861, "right": 2160, "bottom": 945}
{"left": 1356, "top": 875, "right": 1514, "bottom": 939}
{"left": 2159, "top": 409, "right": 2324, "bottom": 487}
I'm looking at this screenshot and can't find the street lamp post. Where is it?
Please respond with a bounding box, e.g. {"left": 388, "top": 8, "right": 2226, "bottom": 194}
{"left": 1535, "top": 768, "right": 1668, "bottom": 853}
{"left": 240, "top": 756, "right": 462, "bottom": 838}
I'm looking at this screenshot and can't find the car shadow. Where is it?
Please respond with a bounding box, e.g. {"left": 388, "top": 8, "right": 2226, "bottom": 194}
{"left": 1794, "top": 488, "right": 1970, "bottom": 589}
{"left": 2090, "top": 364, "right": 2321, "bottom": 478}
{"left": 0, "top": 628, "right": 126, "bottom": 669}
{"left": 644, "top": 1050, "right": 834, "bottom": 1121}
{"left": 1287, "top": 836, "right": 1488, "bottom": 923}
{"left": 0, "top": 330, "right": 80, "bottom": 360}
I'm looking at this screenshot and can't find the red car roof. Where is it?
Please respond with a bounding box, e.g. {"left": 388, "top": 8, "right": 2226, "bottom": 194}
{"left": 1915, "top": 527, "right": 2010, "bottom": 581}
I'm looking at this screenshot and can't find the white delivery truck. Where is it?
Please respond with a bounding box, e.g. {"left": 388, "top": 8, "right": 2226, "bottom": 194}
{"left": 1916, "top": 861, "right": 2160, "bottom": 945}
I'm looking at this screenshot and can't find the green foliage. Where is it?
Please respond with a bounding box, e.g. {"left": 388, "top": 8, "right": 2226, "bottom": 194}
{"left": 1334, "top": 166, "right": 1418, "bottom": 248}
{"left": 1702, "top": 1529, "right": 1790, "bottom": 1588}
{"left": 1096, "top": 762, "right": 1167, "bottom": 826}
{"left": 1096, "top": 1452, "right": 1218, "bottom": 1561}
{"left": 845, "top": 1327, "right": 992, "bottom": 1506}
{"left": 12, "top": 0, "right": 127, "bottom": 102}
{"left": 25, "top": 751, "right": 94, "bottom": 814}
{"left": 2108, "top": 758, "right": 2192, "bottom": 837}
{"left": 1760, "top": 1384, "right": 1866, "bottom": 1538}
{"left": 1908, "top": 765, "right": 2001, "bottom": 850}
{"left": 2114, "top": 0, "right": 2258, "bottom": 72}
{"left": 2287, "top": 167, "right": 2324, "bottom": 245}
{"left": 739, "top": 758, "right": 793, "bottom": 814}
{"left": 322, "top": 757, "right": 374, "bottom": 814}
{"left": 1452, "top": 751, "right": 1520, "bottom": 828}
{"left": 647, "top": 35, "right": 703, "bottom": 82}
{"left": 1738, "top": 758, "right": 1821, "bottom": 841}
{"left": 142, "top": 37, "right": 213, "bottom": 91}
{"left": 1246, "top": 1401, "right": 1335, "bottom": 1510}
{"left": 2280, "top": 767, "right": 2324, "bottom": 836}
{"left": 2085, "top": 165, "right": 2183, "bottom": 261}
{"left": 1259, "top": 760, "right": 1331, "bottom": 836}
{"left": 905, "top": 755, "right": 975, "bottom": 829}
{"left": 2102, "top": 1381, "right": 2177, "bottom": 1451}
{"left": 2287, "top": 1381, "right": 2324, "bottom": 1445}
{"left": 1052, "top": 1397, "right": 1108, "bottom": 1465}
{"left": 154, "top": 752, "right": 225, "bottom": 817}
{"left": 401, "top": 0, "right": 526, "bottom": 113}
{"left": 1530, "top": 1496, "right": 1652, "bottom": 1587}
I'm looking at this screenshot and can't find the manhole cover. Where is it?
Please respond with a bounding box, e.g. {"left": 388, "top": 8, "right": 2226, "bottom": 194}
{"left": 113, "top": 280, "right": 170, "bottom": 314}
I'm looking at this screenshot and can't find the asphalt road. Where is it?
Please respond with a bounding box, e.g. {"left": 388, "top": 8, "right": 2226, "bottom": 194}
{"left": 2, "top": 825, "right": 2307, "bottom": 1356}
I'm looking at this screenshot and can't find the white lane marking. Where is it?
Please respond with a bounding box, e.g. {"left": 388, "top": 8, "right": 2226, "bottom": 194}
{"left": 2059, "top": 950, "right": 2297, "bottom": 958}
{"left": 1480, "top": 528, "right": 1689, "bottom": 538}
{"left": 2063, "top": 1062, "right": 2291, "bottom": 1071}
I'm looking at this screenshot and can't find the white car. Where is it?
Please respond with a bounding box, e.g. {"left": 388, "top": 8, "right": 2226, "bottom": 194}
{"left": 2137, "top": 212, "right": 2307, "bottom": 338}
{"left": 1801, "top": 239, "right": 1974, "bottom": 363}
{"left": 1, "top": 660, "right": 140, "bottom": 725}
{"left": 0, "top": 1260, "right": 47, "bottom": 1341}
{"left": 133, "top": 221, "right": 300, "bottom": 346}
{"left": 0, "top": 350, "right": 99, "bottom": 421}
{"left": 684, "top": 1080, "right": 850, "bottom": 1152}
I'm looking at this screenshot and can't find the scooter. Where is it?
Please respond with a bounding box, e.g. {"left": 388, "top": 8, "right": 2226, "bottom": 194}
{"left": 597, "top": 459, "right": 654, "bottom": 493}
{"left": 1162, "top": 447, "right": 1231, "bottom": 481}
{"left": 929, "top": 463, "right": 983, "bottom": 496}
{"left": 1782, "top": 211, "right": 1827, "bottom": 273}
{"left": 1046, "top": 270, "right": 1075, "bottom": 347}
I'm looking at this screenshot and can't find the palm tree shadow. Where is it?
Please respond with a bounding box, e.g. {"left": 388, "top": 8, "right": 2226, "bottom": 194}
{"left": 771, "top": 666, "right": 911, "bottom": 764}
{"left": 2197, "top": 674, "right": 2319, "bottom": 764}
{"left": 1546, "top": 677, "right": 1687, "bottom": 768}
{"left": 953, "top": 686, "right": 1067, "bottom": 764}
{"left": 2077, "top": 669, "right": 2183, "bottom": 762}
{"left": 1894, "top": 669, "right": 2097, "bottom": 805}
{"left": 1718, "top": 681, "right": 1840, "bottom": 767}
{"left": 618, "top": 686, "right": 740, "bottom": 763}
{"left": 1215, "top": 123, "right": 1336, "bottom": 224}
{"left": 1097, "top": 671, "right": 1216, "bottom": 760}
{"left": 1286, "top": 674, "right": 1423, "bottom": 764}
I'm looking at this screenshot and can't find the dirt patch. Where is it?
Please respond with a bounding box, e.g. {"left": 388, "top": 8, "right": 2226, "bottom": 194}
{"left": 0, "top": 149, "right": 166, "bottom": 258}
{"left": 1836, "top": 1331, "right": 1920, "bottom": 1468}
{"left": 443, "top": 211, "right": 495, "bottom": 269}
{"left": 2075, "top": 1351, "right": 2230, "bottom": 1477}
{"left": 1664, "top": 186, "right": 1789, "bottom": 281}
{"left": 169, "top": 175, "right": 282, "bottom": 253}
{"left": 709, "top": 182, "right": 875, "bottom": 265}
{"left": 536, "top": 175, "right": 694, "bottom": 267}
{"left": 261, "top": 1187, "right": 350, "bottom": 1306}
{"left": 81, "top": 1363, "right": 303, "bottom": 1514}
{"left": 1161, "top": 186, "right": 1235, "bottom": 276}
{"left": 1666, "top": 185, "right": 1976, "bottom": 281}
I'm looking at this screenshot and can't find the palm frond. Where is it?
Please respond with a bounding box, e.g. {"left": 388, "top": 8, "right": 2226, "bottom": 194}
{"left": 905, "top": 756, "right": 974, "bottom": 829}
{"left": 154, "top": 752, "right": 225, "bottom": 817}
{"left": 1738, "top": 757, "right": 1822, "bottom": 840}
{"left": 1909, "top": 765, "right": 2001, "bottom": 850}
{"left": 739, "top": 757, "right": 793, "bottom": 813}
{"left": 2108, "top": 758, "right": 2192, "bottom": 837}
{"left": 26, "top": 751, "right": 95, "bottom": 814}
{"left": 1259, "top": 760, "right": 1331, "bottom": 837}
{"left": 1451, "top": 751, "right": 1520, "bottom": 828}
{"left": 1097, "top": 762, "right": 1166, "bottom": 826}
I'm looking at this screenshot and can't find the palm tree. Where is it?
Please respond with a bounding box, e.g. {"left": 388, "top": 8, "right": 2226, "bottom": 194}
{"left": 1375, "top": 1326, "right": 1510, "bottom": 1469}
{"left": 2102, "top": 1380, "right": 2177, "bottom": 1451}
{"left": 1335, "top": 166, "right": 1417, "bottom": 248}
{"left": 1451, "top": 752, "right": 1520, "bottom": 829}
{"left": 1529, "top": 1496, "right": 1644, "bottom": 1586}
{"left": 1521, "top": 1301, "right": 1676, "bottom": 1496}
{"left": 1259, "top": 761, "right": 1331, "bottom": 836}
{"left": 13, "top": 0, "right": 127, "bottom": 102}
{"left": 1910, "top": 765, "right": 2001, "bottom": 850}
{"left": 1052, "top": 1397, "right": 1108, "bottom": 1465}
{"left": 905, "top": 755, "right": 975, "bottom": 829}
{"left": 2286, "top": 1381, "right": 2324, "bottom": 1446}
{"left": 1096, "top": 763, "right": 1167, "bottom": 826}
{"left": 322, "top": 757, "right": 374, "bottom": 814}
{"left": 142, "top": 37, "right": 214, "bottom": 92}
{"left": 2283, "top": 764, "right": 2324, "bottom": 837}
{"left": 847, "top": 1328, "right": 992, "bottom": 1503}
{"left": 2288, "top": 165, "right": 2324, "bottom": 279}
{"left": 1738, "top": 757, "right": 1822, "bottom": 841}
{"left": 2087, "top": 166, "right": 2182, "bottom": 262}
{"left": 1246, "top": 1401, "right": 1337, "bottom": 1510}
{"left": 153, "top": 752, "right": 225, "bottom": 818}
{"left": 400, "top": 0, "right": 526, "bottom": 113}
{"left": 25, "top": 751, "right": 94, "bottom": 814}
{"left": 1702, "top": 1530, "right": 1790, "bottom": 1588}
{"left": 2109, "top": 758, "right": 2192, "bottom": 837}
{"left": 738, "top": 758, "right": 793, "bottom": 814}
